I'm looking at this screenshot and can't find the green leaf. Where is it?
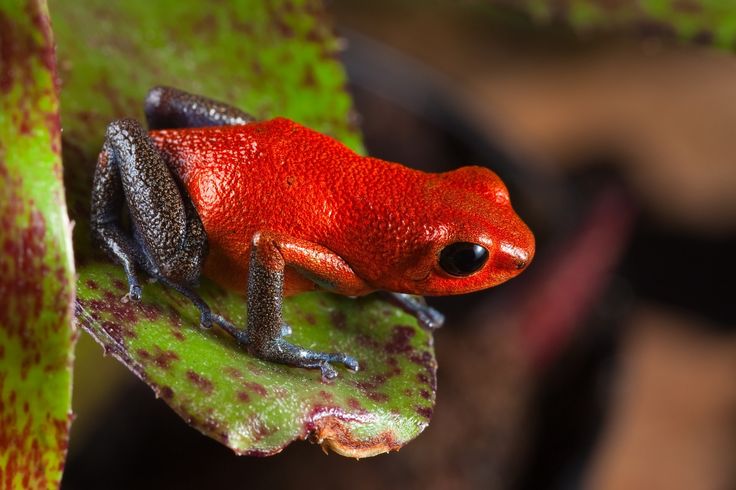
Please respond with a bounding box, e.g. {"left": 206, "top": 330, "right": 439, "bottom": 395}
{"left": 51, "top": 0, "right": 436, "bottom": 457}
{"left": 0, "top": 0, "right": 76, "bottom": 487}
{"left": 519, "top": 0, "right": 736, "bottom": 49}
{"left": 76, "top": 266, "right": 435, "bottom": 456}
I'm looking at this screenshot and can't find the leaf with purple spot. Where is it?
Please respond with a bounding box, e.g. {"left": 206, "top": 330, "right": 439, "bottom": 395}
{"left": 76, "top": 268, "right": 436, "bottom": 456}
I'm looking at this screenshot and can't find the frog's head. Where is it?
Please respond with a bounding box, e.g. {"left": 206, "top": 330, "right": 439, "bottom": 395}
{"left": 394, "top": 166, "right": 535, "bottom": 296}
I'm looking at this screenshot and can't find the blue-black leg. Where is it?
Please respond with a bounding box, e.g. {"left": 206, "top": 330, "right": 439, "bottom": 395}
{"left": 145, "top": 86, "right": 256, "bottom": 130}
{"left": 90, "top": 141, "right": 146, "bottom": 301}
{"left": 155, "top": 275, "right": 237, "bottom": 328}
{"left": 380, "top": 292, "right": 445, "bottom": 330}
{"left": 244, "top": 242, "right": 359, "bottom": 379}
{"left": 154, "top": 275, "right": 290, "bottom": 340}
{"left": 91, "top": 118, "right": 221, "bottom": 330}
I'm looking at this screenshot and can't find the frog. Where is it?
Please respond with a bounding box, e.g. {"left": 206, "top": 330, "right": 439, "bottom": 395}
{"left": 91, "top": 86, "right": 535, "bottom": 379}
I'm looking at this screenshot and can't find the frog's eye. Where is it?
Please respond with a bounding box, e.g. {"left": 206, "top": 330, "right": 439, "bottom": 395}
{"left": 439, "top": 242, "right": 489, "bottom": 277}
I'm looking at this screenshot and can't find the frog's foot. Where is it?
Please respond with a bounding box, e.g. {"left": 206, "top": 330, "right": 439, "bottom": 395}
{"left": 250, "top": 338, "right": 359, "bottom": 380}
{"left": 120, "top": 274, "right": 142, "bottom": 303}
{"left": 128, "top": 283, "right": 142, "bottom": 302}
{"left": 413, "top": 304, "right": 445, "bottom": 331}
{"left": 113, "top": 247, "right": 143, "bottom": 302}
{"left": 381, "top": 292, "right": 445, "bottom": 330}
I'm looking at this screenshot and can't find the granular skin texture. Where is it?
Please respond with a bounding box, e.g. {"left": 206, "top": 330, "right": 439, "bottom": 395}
{"left": 149, "top": 117, "right": 534, "bottom": 297}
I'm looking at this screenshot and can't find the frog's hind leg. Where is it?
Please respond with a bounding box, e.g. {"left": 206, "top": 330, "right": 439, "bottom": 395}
{"left": 90, "top": 139, "right": 146, "bottom": 301}
{"left": 144, "top": 86, "right": 256, "bottom": 129}
{"left": 91, "top": 118, "right": 234, "bottom": 331}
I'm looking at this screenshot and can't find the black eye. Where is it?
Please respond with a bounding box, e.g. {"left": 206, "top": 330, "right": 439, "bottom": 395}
{"left": 439, "top": 242, "right": 489, "bottom": 277}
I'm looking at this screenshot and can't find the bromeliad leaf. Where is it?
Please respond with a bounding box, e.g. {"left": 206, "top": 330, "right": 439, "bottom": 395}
{"left": 51, "top": 0, "right": 437, "bottom": 457}
{"left": 76, "top": 266, "right": 436, "bottom": 456}
{"left": 0, "top": 0, "right": 76, "bottom": 487}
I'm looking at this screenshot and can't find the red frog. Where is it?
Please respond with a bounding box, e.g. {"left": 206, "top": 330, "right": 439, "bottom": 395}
{"left": 91, "top": 87, "right": 534, "bottom": 379}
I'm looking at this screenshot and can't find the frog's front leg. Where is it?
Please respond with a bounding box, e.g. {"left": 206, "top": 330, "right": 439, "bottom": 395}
{"left": 242, "top": 232, "right": 370, "bottom": 379}
{"left": 380, "top": 292, "right": 445, "bottom": 330}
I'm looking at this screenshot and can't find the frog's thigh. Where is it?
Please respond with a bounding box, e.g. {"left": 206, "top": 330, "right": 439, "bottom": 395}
{"left": 91, "top": 140, "right": 145, "bottom": 299}
{"left": 105, "top": 118, "right": 206, "bottom": 285}
{"left": 144, "top": 86, "right": 255, "bottom": 129}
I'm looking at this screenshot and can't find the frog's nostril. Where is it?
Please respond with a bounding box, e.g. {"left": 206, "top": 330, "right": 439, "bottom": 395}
{"left": 497, "top": 242, "right": 530, "bottom": 272}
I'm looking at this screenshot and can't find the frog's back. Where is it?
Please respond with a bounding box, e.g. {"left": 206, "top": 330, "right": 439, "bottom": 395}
{"left": 149, "top": 117, "right": 425, "bottom": 292}
{"left": 150, "top": 117, "right": 362, "bottom": 199}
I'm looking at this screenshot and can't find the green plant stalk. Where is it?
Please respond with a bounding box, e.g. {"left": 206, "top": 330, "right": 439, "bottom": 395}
{"left": 0, "top": 0, "right": 76, "bottom": 487}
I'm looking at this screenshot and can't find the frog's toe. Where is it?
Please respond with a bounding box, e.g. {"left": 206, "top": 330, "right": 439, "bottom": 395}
{"left": 129, "top": 284, "right": 142, "bottom": 301}
{"left": 330, "top": 353, "right": 359, "bottom": 371}
{"left": 199, "top": 310, "right": 230, "bottom": 330}
{"left": 199, "top": 312, "right": 213, "bottom": 329}
{"left": 320, "top": 362, "right": 338, "bottom": 380}
{"left": 318, "top": 354, "right": 358, "bottom": 380}
{"left": 250, "top": 339, "right": 358, "bottom": 378}
{"left": 417, "top": 306, "right": 445, "bottom": 330}
{"left": 211, "top": 313, "right": 232, "bottom": 329}
{"left": 380, "top": 292, "right": 445, "bottom": 330}
{"left": 208, "top": 313, "right": 250, "bottom": 344}
{"left": 230, "top": 328, "right": 249, "bottom": 345}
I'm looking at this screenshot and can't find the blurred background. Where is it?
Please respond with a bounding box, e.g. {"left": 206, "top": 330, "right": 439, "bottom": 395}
{"left": 62, "top": 2, "right": 735, "bottom": 489}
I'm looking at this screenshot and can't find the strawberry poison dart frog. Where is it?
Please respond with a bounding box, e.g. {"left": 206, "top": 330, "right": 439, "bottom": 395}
{"left": 91, "top": 87, "right": 534, "bottom": 379}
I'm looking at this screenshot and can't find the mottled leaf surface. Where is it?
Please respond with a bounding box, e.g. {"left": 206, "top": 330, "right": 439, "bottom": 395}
{"left": 76, "top": 266, "right": 435, "bottom": 456}
{"left": 521, "top": 0, "right": 736, "bottom": 48}
{"left": 0, "top": 0, "right": 76, "bottom": 487}
{"left": 51, "top": 0, "right": 436, "bottom": 457}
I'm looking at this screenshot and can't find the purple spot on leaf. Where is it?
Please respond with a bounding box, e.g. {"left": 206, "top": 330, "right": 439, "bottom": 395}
{"left": 186, "top": 370, "right": 213, "bottom": 394}
{"left": 366, "top": 392, "right": 389, "bottom": 403}
{"left": 224, "top": 367, "right": 243, "bottom": 379}
{"left": 416, "top": 406, "right": 433, "bottom": 419}
{"left": 385, "top": 325, "right": 415, "bottom": 354}
{"left": 330, "top": 310, "right": 347, "bottom": 330}
{"left": 159, "top": 386, "right": 174, "bottom": 400}
{"left": 242, "top": 381, "right": 267, "bottom": 397}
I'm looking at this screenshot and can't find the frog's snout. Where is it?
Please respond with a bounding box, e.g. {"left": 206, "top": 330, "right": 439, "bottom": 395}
{"left": 496, "top": 242, "right": 529, "bottom": 271}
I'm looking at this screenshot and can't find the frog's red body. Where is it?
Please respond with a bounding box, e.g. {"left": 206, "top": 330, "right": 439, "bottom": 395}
{"left": 92, "top": 86, "right": 535, "bottom": 377}
{"left": 149, "top": 117, "right": 534, "bottom": 297}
